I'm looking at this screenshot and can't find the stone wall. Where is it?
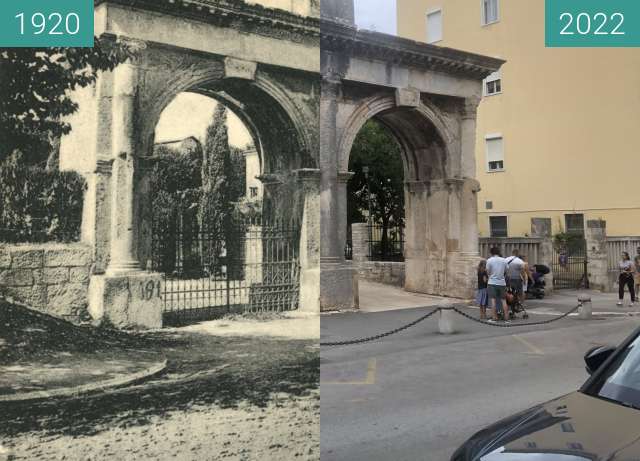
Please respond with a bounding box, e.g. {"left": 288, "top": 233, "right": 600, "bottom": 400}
{"left": 0, "top": 244, "right": 93, "bottom": 322}
{"left": 356, "top": 261, "right": 405, "bottom": 287}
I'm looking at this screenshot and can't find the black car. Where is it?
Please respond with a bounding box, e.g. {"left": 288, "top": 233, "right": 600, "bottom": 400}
{"left": 452, "top": 327, "right": 640, "bottom": 460}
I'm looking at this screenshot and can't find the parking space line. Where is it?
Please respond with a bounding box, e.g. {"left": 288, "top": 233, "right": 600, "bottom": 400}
{"left": 322, "top": 358, "right": 377, "bottom": 385}
{"left": 512, "top": 334, "right": 544, "bottom": 355}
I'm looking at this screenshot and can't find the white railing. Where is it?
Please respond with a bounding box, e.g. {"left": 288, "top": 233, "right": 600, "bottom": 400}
{"left": 607, "top": 237, "right": 640, "bottom": 270}
{"left": 479, "top": 237, "right": 542, "bottom": 262}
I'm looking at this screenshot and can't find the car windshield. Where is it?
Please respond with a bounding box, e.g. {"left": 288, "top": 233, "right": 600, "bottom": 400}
{"left": 585, "top": 334, "right": 640, "bottom": 408}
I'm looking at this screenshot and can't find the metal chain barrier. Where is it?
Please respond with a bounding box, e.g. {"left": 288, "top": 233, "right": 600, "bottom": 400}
{"left": 320, "top": 308, "right": 441, "bottom": 346}
{"left": 451, "top": 304, "right": 581, "bottom": 328}
{"left": 320, "top": 303, "right": 582, "bottom": 347}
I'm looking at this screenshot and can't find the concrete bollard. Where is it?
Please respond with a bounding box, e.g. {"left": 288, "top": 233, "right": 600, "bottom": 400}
{"left": 438, "top": 306, "right": 457, "bottom": 334}
{"left": 578, "top": 294, "right": 592, "bottom": 320}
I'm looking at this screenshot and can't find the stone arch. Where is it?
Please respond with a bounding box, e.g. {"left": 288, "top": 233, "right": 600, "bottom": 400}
{"left": 337, "top": 94, "right": 455, "bottom": 180}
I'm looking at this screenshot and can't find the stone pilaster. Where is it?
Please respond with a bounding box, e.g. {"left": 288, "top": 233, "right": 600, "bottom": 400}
{"left": 319, "top": 74, "right": 358, "bottom": 310}
{"left": 351, "top": 222, "right": 369, "bottom": 263}
{"left": 295, "top": 168, "right": 321, "bottom": 313}
{"left": 531, "top": 218, "right": 554, "bottom": 292}
{"left": 586, "top": 219, "right": 609, "bottom": 292}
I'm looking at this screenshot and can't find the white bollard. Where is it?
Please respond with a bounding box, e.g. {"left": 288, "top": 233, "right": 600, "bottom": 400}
{"left": 578, "top": 294, "right": 592, "bottom": 320}
{"left": 438, "top": 306, "right": 457, "bottom": 334}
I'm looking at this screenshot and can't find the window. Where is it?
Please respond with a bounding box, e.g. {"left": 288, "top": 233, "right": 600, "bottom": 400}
{"left": 565, "top": 214, "right": 585, "bottom": 236}
{"left": 485, "top": 135, "right": 504, "bottom": 171}
{"left": 484, "top": 71, "right": 502, "bottom": 96}
{"left": 482, "top": 0, "right": 499, "bottom": 25}
{"left": 490, "top": 216, "right": 508, "bottom": 238}
{"left": 426, "top": 9, "right": 443, "bottom": 43}
{"left": 249, "top": 187, "right": 259, "bottom": 198}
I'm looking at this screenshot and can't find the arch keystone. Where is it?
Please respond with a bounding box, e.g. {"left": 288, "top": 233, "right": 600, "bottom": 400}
{"left": 224, "top": 57, "right": 257, "bottom": 80}
{"left": 395, "top": 87, "right": 420, "bottom": 108}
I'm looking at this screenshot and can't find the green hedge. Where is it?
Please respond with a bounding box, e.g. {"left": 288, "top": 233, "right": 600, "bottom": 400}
{"left": 0, "top": 160, "right": 85, "bottom": 243}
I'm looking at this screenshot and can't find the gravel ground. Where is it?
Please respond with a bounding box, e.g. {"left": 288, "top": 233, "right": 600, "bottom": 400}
{"left": 0, "top": 307, "right": 320, "bottom": 461}
{"left": 4, "top": 392, "right": 319, "bottom": 460}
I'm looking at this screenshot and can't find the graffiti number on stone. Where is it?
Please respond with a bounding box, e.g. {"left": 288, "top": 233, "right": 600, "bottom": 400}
{"left": 139, "top": 280, "right": 161, "bottom": 301}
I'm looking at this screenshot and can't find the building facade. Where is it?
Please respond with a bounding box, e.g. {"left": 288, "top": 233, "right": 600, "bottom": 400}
{"left": 398, "top": 0, "right": 640, "bottom": 238}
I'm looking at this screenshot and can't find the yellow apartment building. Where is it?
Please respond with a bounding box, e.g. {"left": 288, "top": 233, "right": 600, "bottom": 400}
{"left": 397, "top": 0, "right": 640, "bottom": 237}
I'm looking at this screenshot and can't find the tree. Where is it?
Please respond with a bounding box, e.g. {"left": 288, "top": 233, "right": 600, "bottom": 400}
{"left": 0, "top": 39, "right": 133, "bottom": 165}
{"left": 347, "top": 120, "right": 405, "bottom": 255}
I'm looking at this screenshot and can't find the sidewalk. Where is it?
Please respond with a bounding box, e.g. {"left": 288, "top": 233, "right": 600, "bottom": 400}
{"left": 0, "top": 300, "right": 167, "bottom": 402}
{"left": 357, "top": 280, "right": 460, "bottom": 312}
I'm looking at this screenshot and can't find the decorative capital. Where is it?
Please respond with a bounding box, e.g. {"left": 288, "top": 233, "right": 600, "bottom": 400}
{"left": 337, "top": 171, "right": 355, "bottom": 184}
{"left": 256, "top": 173, "right": 284, "bottom": 186}
{"left": 95, "top": 159, "right": 114, "bottom": 175}
{"left": 461, "top": 96, "right": 481, "bottom": 120}
{"left": 294, "top": 168, "right": 321, "bottom": 183}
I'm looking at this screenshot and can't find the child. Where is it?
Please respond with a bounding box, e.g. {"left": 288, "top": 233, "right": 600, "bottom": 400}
{"left": 476, "top": 259, "right": 489, "bottom": 319}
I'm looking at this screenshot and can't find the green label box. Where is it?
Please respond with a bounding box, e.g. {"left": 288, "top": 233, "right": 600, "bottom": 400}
{"left": 0, "top": 0, "right": 94, "bottom": 48}
{"left": 546, "top": 0, "right": 640, "bottom": 47}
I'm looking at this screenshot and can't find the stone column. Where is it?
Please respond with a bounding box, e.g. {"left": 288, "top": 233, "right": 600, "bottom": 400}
{"left": 531, "top": 218, "right": 554, "bottom": 292}
{"left": 295, "top": 168, "right": 321, "bottom": 313}
{"left": 452, "top": 97, "right": 483, "bottom": 299}
{"left": 351, "top": 222, "right": 369, "bottom": 263}
{"left": 319, "top": 74, "right": 357, "bottom": 310}
{"left": 88, "top": 61, "right": 163, "bottom": 330}
{"left": 106, "top": 62, "right": 141, "bottom": 276}
{"left": 585, "top": 219, "right": 609, "bottom": 292}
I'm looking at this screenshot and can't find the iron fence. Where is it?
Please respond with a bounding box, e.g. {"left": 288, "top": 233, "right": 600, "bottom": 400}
{"left": 151, "top": 215, "right": 301, "bottom": 326}
{"left": 367, "top": 223, "right": 404, "bottom": 262}
{"left": 552, "top": 238, "right": 589, "bottom": 289}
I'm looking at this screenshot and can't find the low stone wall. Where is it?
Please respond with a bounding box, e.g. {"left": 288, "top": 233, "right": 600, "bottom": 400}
{"left": 356, "top": 261, "right": 405, "bottom": 287}
{"left": 0, "top": 243, "right": 93, "bottom": 322}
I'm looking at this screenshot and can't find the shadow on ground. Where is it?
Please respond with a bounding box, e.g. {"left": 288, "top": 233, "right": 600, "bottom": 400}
{"left": 0, "top": 301, "right": 319, "bottom": 439}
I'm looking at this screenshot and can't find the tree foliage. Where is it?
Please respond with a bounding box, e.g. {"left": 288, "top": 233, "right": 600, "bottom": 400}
{"left": 347, "top": 119, "right": 405, "bottom": 228}
{"left": 0, "top": 38, "right": 133, "bottom": 165}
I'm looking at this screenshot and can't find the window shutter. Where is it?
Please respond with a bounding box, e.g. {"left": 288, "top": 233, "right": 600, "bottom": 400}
{"left": 427, "top": 10, "right": 442, "bottom": 43}
{"left": 486, "top": 137, "right": 503, "bottom": 163}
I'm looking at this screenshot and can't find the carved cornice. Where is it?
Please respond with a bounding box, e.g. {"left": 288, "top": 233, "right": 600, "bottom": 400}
{"left": 95, "top": 159, "right": 114, "bottom": 175}
{"left": 337, "top": 171, "right": 355, "bottom": 184}
{"left": 96, "top": 0, "right": 321, "bottom": 44}
{"left": 294, "top": 168, "right": 321, "bottom": 183}
{"left": 321, "top": 19, "right": 504, "bottom": 80}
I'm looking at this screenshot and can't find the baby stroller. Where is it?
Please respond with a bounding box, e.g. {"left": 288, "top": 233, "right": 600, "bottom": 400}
{"left": 498, "top": 285, "right": 529, "bottom": 320}
{"left": 526, "top": 264, "right": 549, "bottom": 300}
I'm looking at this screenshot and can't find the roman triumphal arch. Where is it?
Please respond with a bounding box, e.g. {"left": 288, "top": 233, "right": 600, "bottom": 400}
{"left": 59, "top": 0, "right": 321, "bottom": 328}
{"left": 319, "top": 1, "right": 504, "bottom": 310}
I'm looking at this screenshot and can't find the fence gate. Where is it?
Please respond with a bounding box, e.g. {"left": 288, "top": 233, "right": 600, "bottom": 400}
{"left": 552, "top": 238, "right": 589, "bottom": 289}
{"left": 151, "top": 217, "right": 300, "bottom": 326}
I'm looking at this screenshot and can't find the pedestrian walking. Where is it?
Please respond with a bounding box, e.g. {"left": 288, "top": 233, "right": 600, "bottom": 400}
{"left": 634, "top": 247, "right": 640, "bottom": 300}
{"left": 486, "top": 247, "right": 509, "bottom": 323}
{"left": 476, "top": 260, "right": 489, "bottom": 320}
{"left": 617, "top": 251, "right": 636, "bottom": 307}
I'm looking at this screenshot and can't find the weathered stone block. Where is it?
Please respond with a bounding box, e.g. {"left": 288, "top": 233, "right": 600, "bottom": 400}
{"left": 69, "top": 266, "right": 91, "bottom": 283}
{"left": 88, "top": 273, "right": 163, "bottom": 330}
{"left": 0, "top": 269, "right": 34, "bottom": 286}
{"left": 43, "top": 267, "right": 70, "bottom": 284}
{"left": 10, "top": 248, "right": 44, "bottom": 269}
{"left": 46, "top": 283, "right": 88, "bottom": 315}
{"left": 2, "top": 285, "right": 47, "bottom": 309}
{"left": 44, "top": 246, "right": 92, "bottom": 267}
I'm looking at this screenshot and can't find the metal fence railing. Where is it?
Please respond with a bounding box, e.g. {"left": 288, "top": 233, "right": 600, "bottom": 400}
{"left": 607, "top": 237, "right": 640, "bottom": 271}
{"left": 479, "top": 237, "right": 542, "bottom": 262}
{"left": 367, "top": 223, "right": 404, "bottom": 262}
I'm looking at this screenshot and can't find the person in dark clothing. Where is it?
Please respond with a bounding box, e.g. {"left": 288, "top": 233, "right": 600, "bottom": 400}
{"left": 618, "top": 251, "right": 636, "bottom": 307}
{"left": 476, "top": 260, "right": 489, "bottom": 320}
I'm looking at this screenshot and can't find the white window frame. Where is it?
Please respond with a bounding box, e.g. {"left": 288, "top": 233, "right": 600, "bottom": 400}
{"left": 489, "top": 215, "right": 508, "bottom": 238}
{"left": 426, "top": 8, "right": 443, "bottom": 44}
{"left": 485, "top": 133, "right": 504, "bottom": 172}
{"left": 481, "top": 0, "right": 500, "bottom": 26}
{"left": 483, "top": 70, "right": 502, "bottom": 97}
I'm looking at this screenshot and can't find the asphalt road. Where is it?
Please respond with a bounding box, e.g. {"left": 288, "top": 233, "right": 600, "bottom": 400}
{"left": 320, "top": 305, "right": 640, "bottom": 461}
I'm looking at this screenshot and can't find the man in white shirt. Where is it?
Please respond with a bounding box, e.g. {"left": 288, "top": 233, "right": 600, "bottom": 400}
{"left": 486, "top": 246, "right": 509, "bottom": 323}
{"left": 505, "top": 249, "right": 526, "bottom": 304}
